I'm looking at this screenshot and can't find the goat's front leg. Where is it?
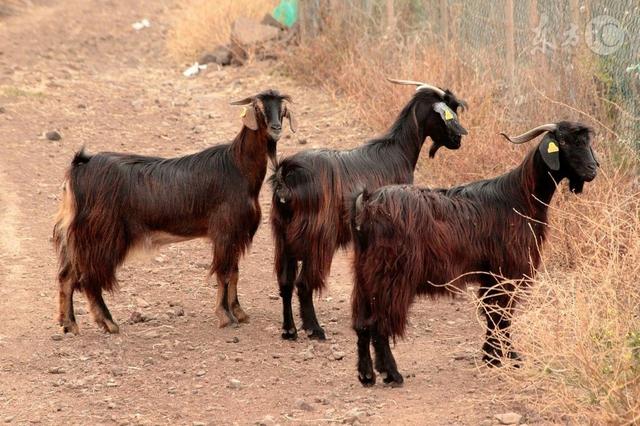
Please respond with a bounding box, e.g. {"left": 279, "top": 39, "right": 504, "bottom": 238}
{"left": 226, "top": 266, "right": 248, "bottom": 323}
{"left": 372, "top": 330, "right": 403, "bottom": 386}
{"left": 277, "top": 254, "right": 298, "bottom": 340}
{"left": 214, "top": 272, "right": 238, "bottom": 328}
{"left": 479, "top": 285, "right": 519, "bottom": 367}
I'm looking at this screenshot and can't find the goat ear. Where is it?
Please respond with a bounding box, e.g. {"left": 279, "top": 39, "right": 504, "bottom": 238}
{"left": 230, "top": 96, "right": 254, "bottom": 106}
{"left": 240, "top": 106, "right": 259, "bottom": 131}
{"left": 433, "top": 102, "right": 467, "bottom": 135}
{"left": 286, "top": 109, "right": 298, "bottom": 133}
{"left": 539, "top": 133, "right": 561, "bottom": 171}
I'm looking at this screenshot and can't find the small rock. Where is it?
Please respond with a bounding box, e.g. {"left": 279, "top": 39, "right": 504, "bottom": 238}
{"left": 45, "top": 131, "right": 61, "bottom": 141}
{"left": 107, "top": 402, "right": 116, "bottom": 409}
{"left": 228, "top": 378, "right": 242, "bottom": 389}
{"left": 342, "top": 408, "right": 364, "bottom": 424}
{"left": 77, "top": 104, "right": 86, "bottom": 109}
{"left": 494, "top": 412, "right": 523, "bottom": 425}
{"left": 48, "top": 366, "right": 65, "bottom": 374}
{"left": 268, "top": 294, "right": 279, "bottom": 300}
{"left": 135, "top": 297, "right": 150, "bottom": 308}
{"left": 226, "top": 336, "right": 239, "bottom": 343}
{"left": 192, "top": 125, "right": 205, "bottom": 134}
{"left": 298, "top": 138, "right": 308, "bottom": 145}
{"left": 0, "top": 106, "right": 6, "bottom": 114}
{"left": 129, "top": 311, "right": 146, "bottom": 324}
{"left": 294, "top": 399, "right": 314, "bottom": 412}
{"left": 51, "top": 334, "right": 63, "bottom": 341}
{"left": 331, "top": 345, "right": 345, "bottom": 360}
{"left": 4, "top": 415, "right": 15, "bottom": 423}
{"left": 199, "top": 45, "right": 232, "bottom": 66}
{"left": 174, "top": 306, "right": 185, "bottom": 317}
{"left": 192, "top": 422, "right": 206, "bottom": 426}
{"left": 255, "top": 415, "right": 275, "bottom": 426}
{"left": 195, "top": 370, "right": 206, "bottom": 377}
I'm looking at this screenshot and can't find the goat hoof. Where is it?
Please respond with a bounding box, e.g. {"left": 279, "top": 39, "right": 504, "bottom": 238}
{"left": 61, "top": 321, "right": 80, "bottom": 335}
{"left": 216, "top": 309, "right": 238, "bottom": 328}
{"left": 305, "top": 328, "right": 326, "bottom": 341}
{"left": 482, "top": 353, "right": 503, "bottom": 368}
{"left": 358, "top": 372, "right": 376, "bottom": 387}
{"left": 281, "top": 328, "right": 298, "bottom": 340}
{"left": 382, "top": 371, "right": 404, "bottom": 387}
{"left": 232, "top": 306, "right": 249, "bottom": 323}
{"left": 99, "top": 319, "right": 119, "bottom": 334}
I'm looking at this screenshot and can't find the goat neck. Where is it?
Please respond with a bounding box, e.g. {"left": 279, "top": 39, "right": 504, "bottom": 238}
{"left": 230, "top": 125, "right": 271, "bottom": 196}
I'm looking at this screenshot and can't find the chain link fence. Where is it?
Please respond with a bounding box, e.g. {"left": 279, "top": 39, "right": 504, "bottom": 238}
{"left": 299, "top": 0, "right": 639, "bottom": 149}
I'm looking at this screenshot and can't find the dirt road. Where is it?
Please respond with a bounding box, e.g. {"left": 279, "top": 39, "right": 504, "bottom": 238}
{"left": 0, "top": 1, "right": 526, "bottom": 424}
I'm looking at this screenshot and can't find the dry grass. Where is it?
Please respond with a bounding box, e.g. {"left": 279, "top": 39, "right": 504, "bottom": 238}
{"left": 167, "top": 0, "right": 275, "bottom": 62}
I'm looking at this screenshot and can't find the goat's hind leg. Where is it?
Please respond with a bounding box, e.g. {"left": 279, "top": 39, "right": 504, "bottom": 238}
{"left": 297, "top": 261, "right": 326, "bottom": 340}
{"left": 84, "top": 280, "right": 119, "bottom": 334}
{"left": 277, "top": 254, "right": 298, "bottom": 340}
{"left": 227, "top": 266, "right": 249, "bottom": 324}
{"left": 57, "top": 258, "right": 80, "bottom": 335}
{"left": 356, "top": 327, "right": 375, "bottom": 386}
{"left": 372, "top": 330, "right": 403, "bottom": 386}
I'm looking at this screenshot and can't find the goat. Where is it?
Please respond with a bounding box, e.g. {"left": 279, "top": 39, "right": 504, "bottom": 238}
{"left": 53, "top": 89, "right": 297, "bottom": 334}
{"left": 270, "top": 78, "right": 468, "bottom": 340}
{"left": 351, "top": 121, "right": 598, "bottom": 386}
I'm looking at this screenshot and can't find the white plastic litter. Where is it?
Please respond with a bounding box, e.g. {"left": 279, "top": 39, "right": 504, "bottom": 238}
{"left": 183, "top": 62, "right": 207, "bottom": 77}
{"left": 132, "top": 19, "right": 151, "bottom": 31}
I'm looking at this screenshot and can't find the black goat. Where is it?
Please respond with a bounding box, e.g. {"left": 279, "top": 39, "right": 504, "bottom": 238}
{"left": 53, "top": 89, "right": 296, "bottom": 334}
{"left": 351, "top": 121, "right": 598, "bottom": 386}
{"left": 270, "top": 79, "right": 468, "bottom": 340}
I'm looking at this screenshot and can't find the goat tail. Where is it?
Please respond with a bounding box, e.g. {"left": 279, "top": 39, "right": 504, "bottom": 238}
{"left": 351, "top": 191, "right": 418, "bottom": 340}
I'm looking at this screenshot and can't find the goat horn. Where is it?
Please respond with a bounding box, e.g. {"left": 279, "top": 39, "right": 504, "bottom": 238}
{"left": 230, "top": 96, "right": 255, "bottom": 106}
{"left": 499, "top": 123, "right": 558, "bottom": 144}
{"left": 387, "top": 78, "right": 446, "bottom": 97}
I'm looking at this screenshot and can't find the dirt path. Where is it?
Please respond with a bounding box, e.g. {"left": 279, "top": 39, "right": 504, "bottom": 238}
{"left": 0, "top": 1, "right": 527, "bottom": 424}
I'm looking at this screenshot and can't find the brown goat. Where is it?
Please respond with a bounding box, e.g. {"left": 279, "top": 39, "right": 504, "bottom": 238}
{"left": 53, "top": 89, "right": 296, "bottom": 334}
{"left": 351, "top": 121, "right": 598, "bottom": 386}
{"left": 270, "top": 79, "right": 468, "bottom": 340}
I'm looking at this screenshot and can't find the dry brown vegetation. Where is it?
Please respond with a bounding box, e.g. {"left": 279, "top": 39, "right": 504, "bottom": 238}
{"left": 167, "top": 2, "right": 639, "bottom": 423}
{"left": 167, "top": 0, "right": 275, "bottom": 62}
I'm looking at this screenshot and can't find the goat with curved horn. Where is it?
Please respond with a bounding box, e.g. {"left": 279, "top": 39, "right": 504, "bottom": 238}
{"left": 500, "top": 123, "right": 558, "bottom": 144}
{"left": 387, "top": 78, "right": 446, "bottom": 97}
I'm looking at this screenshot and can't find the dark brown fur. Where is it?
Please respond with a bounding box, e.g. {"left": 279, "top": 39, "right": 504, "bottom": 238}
{"left": 270, "top": 88, "right": 467, "bottom": 340}
{"left": 53, "top": 90, "right": 292, "bottom": 334}
{"left": 351, "top": 121, "right": 597, "bottom": 386}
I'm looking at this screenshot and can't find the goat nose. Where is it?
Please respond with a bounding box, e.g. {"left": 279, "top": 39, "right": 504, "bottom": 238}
{"left": 270, "top": 123, "right": 282, "bottom": 131}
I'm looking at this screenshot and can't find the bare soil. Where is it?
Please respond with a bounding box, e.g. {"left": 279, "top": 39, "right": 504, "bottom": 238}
{"left": 0, "top": 1, "right": 531, "bottom": 424}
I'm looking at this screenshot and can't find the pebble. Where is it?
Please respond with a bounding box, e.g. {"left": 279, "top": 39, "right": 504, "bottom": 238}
{"left": 45, "top": 131, "right": 61, "bottom": 141}
{"left": 294, "top": 398, "right": 314, "bottom": 411}
{"left": 50, "top": 334, "right": 63, "bottom": 341}
{"left": 193, "top": 125, "right": 205, "bottom": 134}
{"left": 494, "top": 412, "right": 523, "bottom": 425}
{"left": 0, "top": 106, "right": 6, "bottom": 113}
{"left": 331, "top": 345, "right": 345, "bottom": 360}
{"left": 48, "top": 366, "right": 65, "bottom": 374}
{"left": 228, "top": 378, "right": 242, "bottom": 389}
{"left": 173, "top": 306, "right": 185, "bottom": 317}
{"left": 129, "top": 311, "right": 146, "bottom": 324}
{"left": 226, "top": 336, "right": 239, "bottom": 343}
{"left": 135, "top": 297, "right": 150, "bottom": 308}
{"left": 297, "top": 138, "right": 307, "bottom": 145}
{"left": 3, "top": 416, "right": 15, "bottom": 423}
{"left": 192, "top": 422, "right": 206, "bottom": 426}
{"left": 342, "top": 408, "right": 364, "bottom": 424}
{"left": 195, "top": 370, "right": 206, "bottom": 377}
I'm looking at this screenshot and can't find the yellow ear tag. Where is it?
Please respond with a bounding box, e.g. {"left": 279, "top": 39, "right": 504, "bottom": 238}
{"left": 444, "top": 108, "right": 454, "bottom": 121}
{"left": 240, "top": 107, "right": 247, "bottom": 118}
{"left": 547, "top": 141, "right": 559, "bottom": 153}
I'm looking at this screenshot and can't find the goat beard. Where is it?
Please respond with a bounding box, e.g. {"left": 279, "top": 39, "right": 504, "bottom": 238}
{"left": 569, "top": 178, "right": 584, "bottom": 194}
{"left": 267, "top": 138, "right": 278, "bottom": 167}
{"left": 428, "top": 142, "right": 442, "bottom": 158}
